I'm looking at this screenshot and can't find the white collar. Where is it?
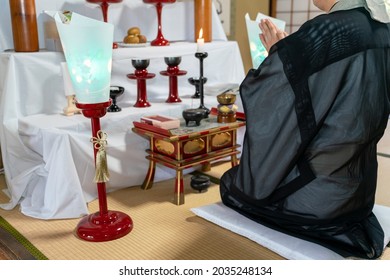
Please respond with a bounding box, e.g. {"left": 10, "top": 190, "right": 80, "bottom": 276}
{"left": 331, "top": 0, "right": 390, "bottom": 23}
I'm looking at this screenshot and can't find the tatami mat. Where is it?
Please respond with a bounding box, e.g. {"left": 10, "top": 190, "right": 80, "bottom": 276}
{"left": 0, "top": 153, "right": 389, "bottom": 260}
{"left": 0, "top": 167, "right": 283, "bottom": 260}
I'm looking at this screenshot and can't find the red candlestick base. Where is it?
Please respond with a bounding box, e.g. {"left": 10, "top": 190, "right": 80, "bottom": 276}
{"left": 127, "top": 71, "right": 156, "bottom": 107}
{"left": 160, "top": 68, "right": 187, "bottom": 103}
{"left": 143, "top": 0, "right": 176, "bottom": 46}
{"left": 76, "top": 210, "right": 133, "bottom": 242}
{"left": 75, "top": 100, "right": 133, "bottom": 242}
{"left": 86, "top": 0, "right": 123, "bottom": 23}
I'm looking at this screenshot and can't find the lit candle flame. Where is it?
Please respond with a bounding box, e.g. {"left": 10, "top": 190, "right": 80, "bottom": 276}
{"left": 197, "top": 28, "right": 205, "bottom": 53}
{"left": 198, "top": 28, "right": 203, "bottom": 40}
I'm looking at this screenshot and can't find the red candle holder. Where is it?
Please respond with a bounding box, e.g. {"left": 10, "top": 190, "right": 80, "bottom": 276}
{"left": 143, "top": 0, "right": 176, "bottom": 46}
{"left": 86, "top": 0, "right": 123, "bottom": 23}
{"left": 160, "top": 57, "right": 187, "bottom": 103}
{"left": 75, "top": 100, "right": 133, "bottom": 242}
{"left": 127, "top": 59, "right": 155, "bottom": 107}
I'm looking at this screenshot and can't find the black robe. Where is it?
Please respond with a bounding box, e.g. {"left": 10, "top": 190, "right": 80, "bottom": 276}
{"left": 220, "top": 8, "right": 390, "bottom": 259}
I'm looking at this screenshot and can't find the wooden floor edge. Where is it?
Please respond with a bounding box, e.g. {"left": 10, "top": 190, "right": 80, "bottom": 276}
{"left": 0, "top": 216, "right": 48, "bottom": 260}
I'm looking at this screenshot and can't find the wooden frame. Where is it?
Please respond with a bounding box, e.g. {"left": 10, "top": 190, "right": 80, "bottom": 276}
{"left": 270, "top": 0, "right": 277, "bottom": 17}
{"left": 270, "top": 0, "right": 323, "bottom": 33}
{"left": 213, "top": 0, "right": 236, "bottom": 37}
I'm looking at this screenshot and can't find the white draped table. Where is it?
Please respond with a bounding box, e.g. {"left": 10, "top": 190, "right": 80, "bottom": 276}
{"left": 0, "top": 40, "right": 245, "bottom": 219}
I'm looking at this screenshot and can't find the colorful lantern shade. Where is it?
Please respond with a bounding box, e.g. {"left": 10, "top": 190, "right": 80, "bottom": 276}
{"left": 52, "top": 11, "right": 113, "bottom": 104}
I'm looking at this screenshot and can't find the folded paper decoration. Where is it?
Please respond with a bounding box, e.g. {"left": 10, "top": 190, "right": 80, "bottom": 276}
{"left": 245, "top": 13, "right": 286, "bottom": 69}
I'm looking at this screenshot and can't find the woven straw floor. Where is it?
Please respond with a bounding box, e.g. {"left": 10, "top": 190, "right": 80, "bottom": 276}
{"left": 0, "top": 162, "right": 283, "bottom": 260}
{"left": 1, "top": 159, "right": 390, "bottom": 260}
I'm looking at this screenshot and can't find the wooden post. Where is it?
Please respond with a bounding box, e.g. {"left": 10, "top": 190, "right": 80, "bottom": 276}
{"left": 194, "top": 0, "right": 212, "bottom": 42}
{"left": 9, "top": 0, "right": 39, "bottom": 52}
{"left": 270, "top": 0, "right": 277, "bottom": 17}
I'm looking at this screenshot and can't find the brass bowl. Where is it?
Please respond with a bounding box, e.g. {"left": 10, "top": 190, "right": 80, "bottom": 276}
{"left": 217, "top": 92, "right": 236, "bottom": 105}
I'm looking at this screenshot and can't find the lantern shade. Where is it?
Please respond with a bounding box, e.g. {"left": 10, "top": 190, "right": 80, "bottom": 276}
{"left": 51, "top": 11, "right": 113, "bottom": 104}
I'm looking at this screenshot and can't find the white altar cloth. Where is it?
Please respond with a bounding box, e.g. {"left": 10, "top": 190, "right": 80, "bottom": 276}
{"left": 0, "top": 41, "right": 245, "bottom": 219}
{"left": 13, "top": 97, "right": 224, "bottom": 219}
{"left": 0, "top": 0, "right": 227, "bottom": 52}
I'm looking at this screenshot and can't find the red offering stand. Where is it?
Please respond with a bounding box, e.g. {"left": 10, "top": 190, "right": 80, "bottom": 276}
{"left": 143, "top": 0, "right": 176, "bottom": 46}
{"left": 160, "top": 57, "right": 187, "bottom": 103}
{"left": 86, "top": 0, "right": 123, "bottom": 23}
{"left": 127, "top": 59, "right": 155, "bottom": 107}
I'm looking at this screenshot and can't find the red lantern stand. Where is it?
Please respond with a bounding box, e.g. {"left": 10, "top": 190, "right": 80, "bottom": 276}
{"left": 75, "top": 100, "right": 133, "bottom": 242}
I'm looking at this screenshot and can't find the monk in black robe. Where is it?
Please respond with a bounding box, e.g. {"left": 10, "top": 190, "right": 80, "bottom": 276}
{"left": 220, "top": 0, "right": 390, "bottom": 259}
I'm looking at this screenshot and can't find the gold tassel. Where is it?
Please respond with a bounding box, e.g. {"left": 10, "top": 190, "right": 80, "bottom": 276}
{"left": 91, "top": 130, "right": 110, "bottom": 183}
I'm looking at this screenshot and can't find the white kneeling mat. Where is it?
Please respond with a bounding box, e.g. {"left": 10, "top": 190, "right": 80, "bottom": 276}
{"left": 191, "top": 202, "right": 390, "bottom": 260}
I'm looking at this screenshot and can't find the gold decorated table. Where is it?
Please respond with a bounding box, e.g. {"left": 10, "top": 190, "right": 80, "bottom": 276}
{"left": 132, "top": 114, "right": 245, "bottom": 205}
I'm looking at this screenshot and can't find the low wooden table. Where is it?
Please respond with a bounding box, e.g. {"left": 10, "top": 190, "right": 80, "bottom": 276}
{"left": 132, "top": 114, "right": 245, "bottom": 205}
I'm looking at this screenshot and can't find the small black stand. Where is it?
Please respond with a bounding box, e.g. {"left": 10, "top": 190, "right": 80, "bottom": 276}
{"left": 194, "top": 52, "right": 210, "bottom": 118}
{"left": 108, "top": 86, "right": 124, "bottom": 112}
{"left": 190, "top": 174, "right": 210, "bottom": 193}
{"left": 182, "top": 52, "right": 210, "bottom": 126}
{"left": 188, "top": 77, "right": 207, "bottom": 99}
